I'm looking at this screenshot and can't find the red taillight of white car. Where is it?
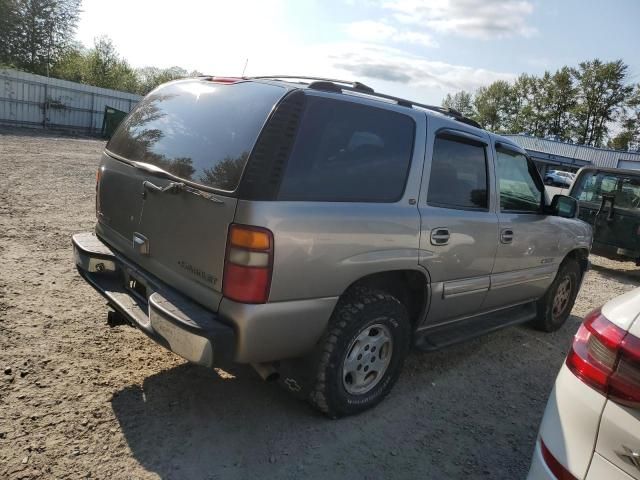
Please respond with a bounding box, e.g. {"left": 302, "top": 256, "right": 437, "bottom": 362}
{"left": 566, "top": 308, "right": 640, "bottom": 406}
{"left": 222, "top": 224, "right": 274, "bottom": 304}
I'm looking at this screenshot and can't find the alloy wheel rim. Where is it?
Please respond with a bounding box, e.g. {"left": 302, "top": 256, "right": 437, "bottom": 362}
{"left": 552, "top": 277, "right": 572, "bottom": 319}
{"left": 342, "top": 322, "right": 393, "bottom": 395}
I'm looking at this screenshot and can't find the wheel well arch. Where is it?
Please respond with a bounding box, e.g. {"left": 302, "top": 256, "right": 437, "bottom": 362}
{"left": 563, "top": 248, "right": 589, "bottom": 276}
{"left": 341, "top": 269, "right": 430, "bottom": 328}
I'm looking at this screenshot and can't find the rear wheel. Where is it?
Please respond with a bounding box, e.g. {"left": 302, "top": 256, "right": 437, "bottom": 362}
{"left": 308, "top": 288, "right": 411, "bottom": 418}
{"left": 534, "top": 259, "right": 581, "bottom": 332}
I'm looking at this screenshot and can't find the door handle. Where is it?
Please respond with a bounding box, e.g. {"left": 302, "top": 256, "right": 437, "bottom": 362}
{"left": 500, "top": 229, "right": 514, "bottom": 244}
{"left": 430, "top": 228, "right": 450, "bottom": 246}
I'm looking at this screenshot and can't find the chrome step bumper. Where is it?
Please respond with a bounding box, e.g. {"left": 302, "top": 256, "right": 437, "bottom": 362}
{"left": 72, "top": 232, "right": 235, "bottom": 367}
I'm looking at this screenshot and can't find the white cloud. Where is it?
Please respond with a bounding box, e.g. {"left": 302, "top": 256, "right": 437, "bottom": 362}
{"left": 346, "top": 20, "right": 437, "bottom": 47}
{"left": 326, "top": 43, "right": 515, "bottom": 91}
{"left": 384, "top": 0, "right": 537, "bottom": 39}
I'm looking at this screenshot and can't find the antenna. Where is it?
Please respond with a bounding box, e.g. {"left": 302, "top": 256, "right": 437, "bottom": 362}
{"left": 242, "top": 58, "right": 249, "bottom": 77}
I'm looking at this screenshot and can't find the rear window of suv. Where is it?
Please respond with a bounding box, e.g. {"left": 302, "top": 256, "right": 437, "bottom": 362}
{"left": 106, "top": 80, "right": 285, "bottom": 192}
{"left": 278, "top": 97, "right": 415, "bottom": 202}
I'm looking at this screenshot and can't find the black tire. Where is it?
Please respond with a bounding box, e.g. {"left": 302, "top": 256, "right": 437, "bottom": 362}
{"left": 306, "top": 287, "right": 411, "bottom": 418}
{"left": 534, "top": 259, "right": 581, "bottom": 332}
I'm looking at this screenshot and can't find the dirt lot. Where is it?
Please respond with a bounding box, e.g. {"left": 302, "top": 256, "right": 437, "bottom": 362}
{"left": 1, "top": 128, "right": 639, "bottom": 480}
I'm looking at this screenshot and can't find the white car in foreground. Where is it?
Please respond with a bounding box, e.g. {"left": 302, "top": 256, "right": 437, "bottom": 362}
{"left": 529, "top": 288, "right": 640, "bottom": 479}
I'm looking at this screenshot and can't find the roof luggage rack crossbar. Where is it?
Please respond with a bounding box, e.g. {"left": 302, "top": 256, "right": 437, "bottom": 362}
{"left": 248, "top": 75, "right": 481, "bottom": 129}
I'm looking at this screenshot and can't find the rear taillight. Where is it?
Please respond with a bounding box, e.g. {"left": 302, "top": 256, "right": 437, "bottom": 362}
{"left": 222, "top": 224, "right": 273, "bottom": 304}
{"left": 566, "top": 308, "right": 640, "bottom": 406}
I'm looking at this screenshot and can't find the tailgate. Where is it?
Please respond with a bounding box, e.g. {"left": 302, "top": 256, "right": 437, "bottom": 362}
{"left": 96, "top": 154, "right": 238, "bottom": 311}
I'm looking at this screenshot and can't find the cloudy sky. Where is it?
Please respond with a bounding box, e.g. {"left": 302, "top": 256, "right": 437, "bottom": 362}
{"left": 76, "top": 0, "right": 639, "bottom": 104}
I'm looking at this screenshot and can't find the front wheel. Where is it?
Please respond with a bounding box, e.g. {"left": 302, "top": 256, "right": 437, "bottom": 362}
{"left": 308, "top": 288, "right": 411, "bottom": 418}
{"left": 534, "top": 259, "right": 581, "bottom": 332}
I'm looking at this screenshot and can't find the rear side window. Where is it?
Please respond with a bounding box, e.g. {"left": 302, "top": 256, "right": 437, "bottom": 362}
{"left": 106, "top": 80, "right": 285, "bottom": 191}
{"left": 277, "top": 97, "right": 415, "bottom": 202}
{"left": 427, "top": 136, "right": 488, "bottom": 210}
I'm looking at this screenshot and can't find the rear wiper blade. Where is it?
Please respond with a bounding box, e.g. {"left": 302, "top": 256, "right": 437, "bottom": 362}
{"left": 142, "top": 180, "right": 225, "bottom": 204}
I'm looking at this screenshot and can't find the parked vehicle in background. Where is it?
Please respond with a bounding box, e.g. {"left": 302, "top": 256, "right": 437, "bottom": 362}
{"left": 528, "top": 287, "right": 640, "bottom": 480}
{"left": 73, "top": 75, "right": 592, "bottom": 417}
{"left": 570, "top": 167, "right": 640, "bottom": 265}
{"left": 545, "top": 170, "right": 575, "bottom": 187}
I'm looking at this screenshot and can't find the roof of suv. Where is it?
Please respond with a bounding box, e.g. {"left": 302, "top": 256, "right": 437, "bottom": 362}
{"left": 202, "top": 75, "right": 484, "bottom": 129}
{"left": 193, "top": 75, "right": 526, "bottom": 155}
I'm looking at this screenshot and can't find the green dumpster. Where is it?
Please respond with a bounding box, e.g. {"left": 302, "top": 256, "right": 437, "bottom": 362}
{"left": 101, "top": 106, "right": 128, "bottom": 138}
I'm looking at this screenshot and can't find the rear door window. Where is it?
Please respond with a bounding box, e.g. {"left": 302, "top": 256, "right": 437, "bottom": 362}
{"left": 427, "top": 136, "right": 488, "bottom": 210}
{"left": 106, "top": 80, "right": 286, "bottom": 192}
{"left": 277, "top": 97, "right": 415, "bottom": 202}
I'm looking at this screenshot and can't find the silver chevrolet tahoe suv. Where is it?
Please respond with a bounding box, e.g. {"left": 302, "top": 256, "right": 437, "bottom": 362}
{"left": 73, "top": 76, "right": 592, "bottom": 417}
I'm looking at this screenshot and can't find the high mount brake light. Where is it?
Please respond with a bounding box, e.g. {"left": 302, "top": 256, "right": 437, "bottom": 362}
{"left": 209, "top": 76, "right": 243, "bottom": 84}
{"left": 222, "top": 224, "right": 273, "bottom": 304}
{"left": 566, "top": 308, "right": 640, "bottom": 406}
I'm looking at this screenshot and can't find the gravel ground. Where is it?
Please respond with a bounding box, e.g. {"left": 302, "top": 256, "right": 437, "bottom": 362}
{"left": 1, "top": 128, "right": 639, "bottom": 480}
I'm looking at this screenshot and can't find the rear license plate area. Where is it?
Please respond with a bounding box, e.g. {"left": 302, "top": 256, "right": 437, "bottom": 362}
{"left": 125, "top": 272, "right": 148, "bottom": 302}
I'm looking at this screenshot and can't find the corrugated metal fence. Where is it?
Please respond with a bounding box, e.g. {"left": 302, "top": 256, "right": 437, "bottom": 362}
{"left": 0, "top": 68, "right": 140, "bottom": 135}
{"left": 505, "top": 134, "right": 640, "bottom": 169}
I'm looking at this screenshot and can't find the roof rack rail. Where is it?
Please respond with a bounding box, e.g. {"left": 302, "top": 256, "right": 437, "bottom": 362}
{"left": 248, "top": 75, "right": 482, "bottom": 129}
{"left": 250, "top": 75, "right": 375, "bottom": 93}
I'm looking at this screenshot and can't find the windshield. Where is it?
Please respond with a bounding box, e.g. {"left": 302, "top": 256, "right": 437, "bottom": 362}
{"left": 106, "top": 80, "right": 286, "bottom": 192}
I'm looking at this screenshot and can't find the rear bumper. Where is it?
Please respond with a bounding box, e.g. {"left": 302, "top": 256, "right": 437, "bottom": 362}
{"left": 527, "top": 440, "right": 557, "bottom": 480}
{"left": 527, "top": 364, "right": 607, "bottom": 480}
{"left": 73, "top": 232, "right": 235, "bottom": 367}
{"left": 73, "top": 231, "right": 338, "bottom": 365}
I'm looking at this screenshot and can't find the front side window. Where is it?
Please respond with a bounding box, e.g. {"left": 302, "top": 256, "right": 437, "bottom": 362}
{"left": 278, "top": 97, "right": 415, "bottom": 202}
{"left": 575, "top": 172, "right": 599, "bottom": 202}
{"left": 427, "top": 136, "right": 488, "bottom": 210}
{"left": 496, "top": 149, "right": 543, "bottom": 212}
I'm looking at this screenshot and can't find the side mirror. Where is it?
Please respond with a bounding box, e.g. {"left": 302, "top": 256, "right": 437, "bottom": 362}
{"left": 551, "top": 194, "right": 578, "bottom": 218}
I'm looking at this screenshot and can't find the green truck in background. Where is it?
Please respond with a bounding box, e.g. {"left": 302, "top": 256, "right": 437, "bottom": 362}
{"left": 570, "top": 166, "right": 640, "bottom": 264}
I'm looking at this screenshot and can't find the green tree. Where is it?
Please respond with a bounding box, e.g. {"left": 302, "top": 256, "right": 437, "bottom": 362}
{"left": 608, "top": 84, "right": 640, "bottom": 151}
{"left": 0, "top": 0, "right": 81, "bottom": 75}
{"left": 83, "top": 36, "right": 139, "bottom": 91}
{"left": 134, "top": 66, "right": 204, "bottom": 95}
{"left": 572, "top": 59, "right": 633, "bottom": 147}
{"left": 441, "top": 90, "right": 475, "bottom": 118}
{"left": 504, "top": 73, "right": 544, "bottom": 135}
{"left": 473, "top": 80, "right": 512, "bottom": 132}
{"left": 544, "top": 67, "right": 577, "bottom": 140}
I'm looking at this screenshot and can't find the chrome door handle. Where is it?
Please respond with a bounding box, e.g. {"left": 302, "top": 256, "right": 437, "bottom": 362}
{"left": 430, "top": 228, "right": 450, "bottom": 246}
{"left": 500, "top": 229, "right": 514, "bottom": 244}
